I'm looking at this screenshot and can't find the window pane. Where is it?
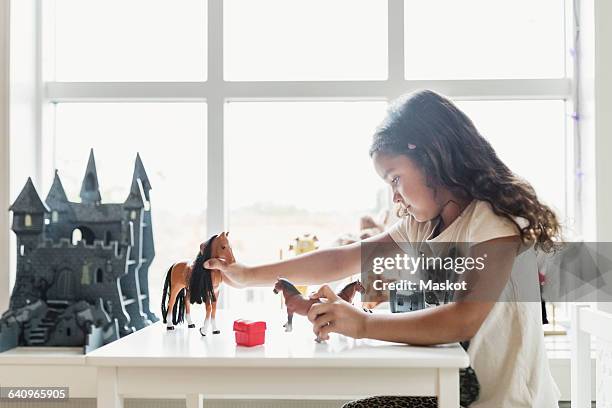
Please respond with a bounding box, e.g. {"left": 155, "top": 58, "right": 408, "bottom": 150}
{"left": 456, "top": 100, "right": 566, "bottom": 218}
{"left": 55, "top": 0, "right": 206, "bottom": 81}
{"left": 224, "top": 0, "right": 387, "bottom": 81}
{"left": 226, "top": 101, "right": 387, "bottom": 307}
{"left": 54, "top": 103, "right": 207, "bottom": 311}
{"left": 404, "top": 0, "right": 565, "bottom": 79}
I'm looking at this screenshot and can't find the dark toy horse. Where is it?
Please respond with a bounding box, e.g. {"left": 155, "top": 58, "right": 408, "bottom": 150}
{"left": 273, "top": 278, "right": 366, "bottom": 332}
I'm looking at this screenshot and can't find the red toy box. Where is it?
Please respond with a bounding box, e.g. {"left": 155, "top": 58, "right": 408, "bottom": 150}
{"left": 233, "top": 319, "right": 267, "bottom": 347}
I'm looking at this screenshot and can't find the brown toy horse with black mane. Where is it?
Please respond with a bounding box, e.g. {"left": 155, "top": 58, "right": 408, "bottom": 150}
{"left": 273, "top": 278, "right": 366, "bottom": 333}
{"left": 161, "top": 232, "right": 235, "bottom": 336}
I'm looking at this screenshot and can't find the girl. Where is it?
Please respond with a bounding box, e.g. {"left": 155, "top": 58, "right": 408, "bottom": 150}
{"left": 205, "top": 90, "right": 562, "bottom": 407}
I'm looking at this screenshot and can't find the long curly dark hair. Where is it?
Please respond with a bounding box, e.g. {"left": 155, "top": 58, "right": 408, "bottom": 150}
{"left": 370, "top": 90, "right": 562, "bottom": 252}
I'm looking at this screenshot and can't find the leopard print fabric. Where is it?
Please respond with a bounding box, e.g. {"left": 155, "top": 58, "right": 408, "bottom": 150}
{"left": 341, "top": 367, "right": 479, "bottom": 408}
{"left": 342, "top": 396, "right": 438, "bottom": 408}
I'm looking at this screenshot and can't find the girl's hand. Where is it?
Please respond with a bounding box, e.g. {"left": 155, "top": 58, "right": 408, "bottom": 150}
{"left": 307, "top": 285, "right": 370, "bottom": 341}
{"left": 203, "top": 258, "right": 251, "bottom": 288}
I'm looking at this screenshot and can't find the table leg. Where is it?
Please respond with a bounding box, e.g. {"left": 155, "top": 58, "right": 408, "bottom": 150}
{"left": 186, "top": 393, "right": 203, "bottom": 408}
{"left": 97, "top": 367, "right": 123, "bottom": 408}
{"left": 437, "top": 368, "right": 459, "bottom": 408}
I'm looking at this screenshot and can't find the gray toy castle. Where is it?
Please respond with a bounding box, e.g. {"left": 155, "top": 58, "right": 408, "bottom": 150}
{"left": 0, "top": 150, "right": 157, "bottom": 353}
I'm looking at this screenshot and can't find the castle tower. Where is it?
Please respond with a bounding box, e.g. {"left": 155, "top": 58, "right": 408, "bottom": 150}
{"left": 133, "top": 153, "right": 156, "bottom": 321}
{"left": 80, "top": 149, "right": 102, "bottom": 205}
{"left": 133, "top": 153, "right": 151, "bottom": 201}
{"left": 9, "top": 177, "right": 49, "bottom": 256}
{"left": 122, "top": 153, "right": 157, "bottom": 323}
{"left": 44, "top": 171, "right": 75, "bottom": 241}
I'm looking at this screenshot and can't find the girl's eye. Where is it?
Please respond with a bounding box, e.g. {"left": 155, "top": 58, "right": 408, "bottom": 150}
{"left": 391, "top": 176, "right": 400, "bottom": 185}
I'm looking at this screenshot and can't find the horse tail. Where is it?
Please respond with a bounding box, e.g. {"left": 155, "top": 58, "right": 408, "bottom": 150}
{"left": 161, "top": 265, "right": 173, "bottom": 323}
{"left": 173, "top": 288, "right": 186, "bottom": 325}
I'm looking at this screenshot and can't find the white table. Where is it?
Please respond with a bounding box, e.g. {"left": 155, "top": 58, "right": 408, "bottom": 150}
{"left": 87, "top": 310, "right": 468, "bottom": 408}
{"left": 0, "top": 347, "right": 98, "bottom": 398}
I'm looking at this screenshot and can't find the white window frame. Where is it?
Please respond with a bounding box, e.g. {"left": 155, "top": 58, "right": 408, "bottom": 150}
{"left": 41, "top": 0, "right": 576, "bottom": 238}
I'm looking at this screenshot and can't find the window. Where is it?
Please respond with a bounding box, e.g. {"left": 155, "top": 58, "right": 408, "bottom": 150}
{"left": 81, "top": 263, "right": 91, "bottom": 285}
{"left": 41, "top": 1, "right": 574, "bottom": 312}
{"left": 54, "top": 103, "right": 206, "bottom": 309}
{"left": 71, "top": 229, "right": 82, "bottom": 246}
{"left": 456, "top": 100, "right": 567, "bottom": 219}
{"left": 403, "top": 0, "right": 565, "bottom": 79}
{"left": 227, "top": 101, "right": 387, "bottom": 265}
{"left": 55, "top": 0, "right": 207, "bottom": 81}
{"left": 51, "top": 211, "right": 59, "bottom": 223}
{"left": 24, "top": 214, "right": 32, "bottom": 228}
{"left": 224, "top": 0, "right": 387, "bottom": 81}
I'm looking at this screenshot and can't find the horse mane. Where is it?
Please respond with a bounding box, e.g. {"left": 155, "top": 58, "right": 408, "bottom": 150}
{"left": 189, "top": 234, "right": 218, "bottom": 304}
{"left": 279, "top": 278, "right": 302, "bottom": 296}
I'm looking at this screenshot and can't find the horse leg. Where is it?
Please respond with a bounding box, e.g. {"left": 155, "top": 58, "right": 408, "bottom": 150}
{"left": 285, "top": 311, "right": 294, "bottom": 332}
{"left": 184, "top": 292, "right": 195, "bottom": 328}
{"left": 166, "top": 287, "right": 181, "bottom": 330}
{"left": 211, "top": 290, "right": 220, "bottom": 334}
{"left": 199, "top": 301, "right": 212, "bottom": 336}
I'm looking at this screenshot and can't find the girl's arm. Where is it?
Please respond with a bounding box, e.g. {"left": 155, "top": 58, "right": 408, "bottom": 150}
{"left": 309, "top": 236, "right": 520, "bottom": 345}
{"left": 362, "top": 301, "right": 496, "bottom": 345}
{"left": 205, "top": 231, "right": 397, "bottom": 287}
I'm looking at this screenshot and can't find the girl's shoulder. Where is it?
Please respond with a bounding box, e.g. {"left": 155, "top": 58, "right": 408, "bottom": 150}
{"left": 387, "top": 199, "right": 529, "bottom": 245}
{"left": 466, "top": 200, "right": 528, "bottom": 244}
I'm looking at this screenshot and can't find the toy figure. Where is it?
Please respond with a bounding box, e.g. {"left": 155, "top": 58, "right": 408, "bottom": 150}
{"left": 161, "top": 232, "right": 235, "bottom": 336}
{"left": 1, "top": 151, "right": 156, "bottom": 353}
{"left": 286, "top": 234, "right": 319, "bottom": 296}
{"left": 289, "top": 233, "right": 319, "bottom": 255}
{"left": 273, "top": 278, "right": 365, "bottom": 333}
{"left": 338, "top": 280, "right": 366, "bottom": 304}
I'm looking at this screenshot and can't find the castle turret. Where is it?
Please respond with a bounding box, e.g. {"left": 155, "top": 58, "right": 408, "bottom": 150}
{"left": 124, "top": 177, "right": 145, "bottom": 210}
{"left": 122, "top": 154, "right": 157, "bottom": 323}
{"left": 9, "top": 177, "right": 49, "bottom": 255}
{"left": 80, "top": 149, "right": 102, "bottom": 205}
{"left": 44, "top": 171, "right": 75, "bottom": 241}
{"left": 45, "top": 170, "right": 74, "bottom": 221}
{"left": 133, "top": 153, "right": 151, "bottom": 201}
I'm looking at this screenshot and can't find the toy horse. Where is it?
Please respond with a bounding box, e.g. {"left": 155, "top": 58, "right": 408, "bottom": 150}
{"left": 273, "top": 278, "right": 365, "bottom": 332}
{"left": 338, "top": 280, "right": 366, "bottom": 304}
{"left": 161, "top": 232, "right": 235, "bottom": 336}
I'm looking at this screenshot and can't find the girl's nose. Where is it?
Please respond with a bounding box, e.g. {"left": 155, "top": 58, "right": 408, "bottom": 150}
{"left": 393, "top": 192, "right": 402, "bottom": 203}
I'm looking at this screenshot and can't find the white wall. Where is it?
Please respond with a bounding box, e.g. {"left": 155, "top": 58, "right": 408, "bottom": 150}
{"left": 579, "top": 0, "right": 612, "bottom": 405}
{"left": 0, "top": 0, "right": 10, "bottom": 312}
{"left": 1, "top": 0, "right": 39, "bottom": 309}
{"left": 581, "top": 0, "right": 612, "bottom": 307}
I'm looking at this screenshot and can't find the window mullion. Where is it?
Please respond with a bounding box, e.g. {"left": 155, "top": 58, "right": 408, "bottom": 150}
{"left": 45, "top": 79, "right": 572, "bottom": 102}
{"left": 388, "top": 0, "right": 405, "bottom": 86}
{"left": 206, "top": 0, "right": 226, "bottom": 237}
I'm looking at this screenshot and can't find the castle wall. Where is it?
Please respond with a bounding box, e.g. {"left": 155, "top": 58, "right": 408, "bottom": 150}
{"left": 44, "top": 216, "right": 125, "bottom": 249}
{"left": 10, "top": 238, "right": 134, "bottom": 334}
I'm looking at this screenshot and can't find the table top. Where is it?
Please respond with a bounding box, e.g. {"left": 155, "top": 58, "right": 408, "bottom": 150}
{"left": 87, "top": 309, "right": 469, "bottom": 369}
{"left": 0, "top": 347, "right": 86, "bottom": 365}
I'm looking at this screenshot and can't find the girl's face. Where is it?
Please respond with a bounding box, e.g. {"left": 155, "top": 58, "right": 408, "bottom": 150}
{"left": 373, "top": 152, "right": 443, "bottom": 223}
